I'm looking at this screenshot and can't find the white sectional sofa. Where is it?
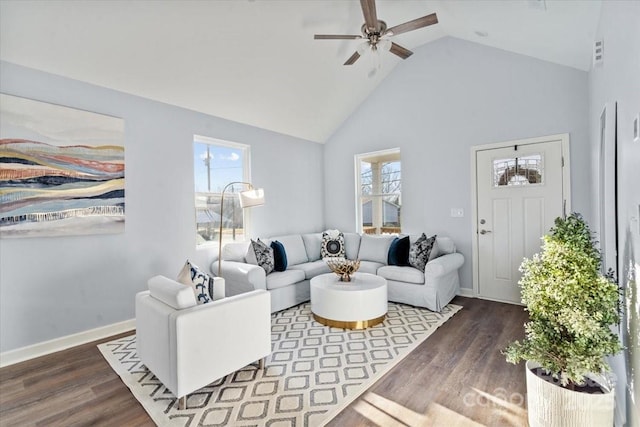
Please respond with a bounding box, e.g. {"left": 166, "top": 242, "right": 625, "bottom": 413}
{"left": 213, "top": 232, "right": 464, "bottom": 313}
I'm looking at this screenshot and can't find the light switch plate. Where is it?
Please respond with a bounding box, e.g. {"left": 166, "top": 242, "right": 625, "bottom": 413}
{"left": 451, "top": 208, "right": 464, "bottom": 218}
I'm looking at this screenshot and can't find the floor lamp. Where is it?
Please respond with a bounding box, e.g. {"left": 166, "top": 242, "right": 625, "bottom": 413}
{"left": 217, "top": 181, "right": 265, "bottom": 277}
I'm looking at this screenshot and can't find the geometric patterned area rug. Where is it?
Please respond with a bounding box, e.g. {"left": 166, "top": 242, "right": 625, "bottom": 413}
{"left": 98, "top": 302, "right": 461, "bottom": 427}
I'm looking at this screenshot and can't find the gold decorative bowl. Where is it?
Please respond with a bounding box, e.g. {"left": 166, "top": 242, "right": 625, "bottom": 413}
{"left": 326, "top": 258, "right": 361, "bottom": 282}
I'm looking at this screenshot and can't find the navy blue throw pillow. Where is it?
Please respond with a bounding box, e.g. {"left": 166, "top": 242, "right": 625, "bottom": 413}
{"left": 388, "top": 235, "right": 410, "bottom": 266}
{"left": 271, "top": 240, "right": 288, "bottom": 272}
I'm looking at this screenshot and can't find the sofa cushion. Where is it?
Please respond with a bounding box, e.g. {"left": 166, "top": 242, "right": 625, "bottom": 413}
{"left": 321, "top": 230, "right": 346, "bottom": 259}
{"left": 358, "top": 260, "right": 384, "bottom": 274}
{"left": 409, "top": 234, "right": 437, "bottom": 272}
{"left": 289, "top": 260, "right": 332, "bottom": 279}
{"left": 266, "top": 269, "right": 306, "bottom": 290}
{"left": 433, "top": 236, "right": 455, "bottom": 257}
{"left": 271, "top": 240, "right": 288, "bottom": 272}
{"left": 377, "top": 266, "right": 425, "bottom": 284}
{"left": 222, "top": 241, "right": 251, "bottom": 262}
{"left": 302, "top": 233, "right": 323, "bottom": 261}
{"left": 388, "top": 236, "right": 410, "bottom": 266}
{"left": 148, "top": 275, "right": 198, "bottom": 309}
{"left": 270, "top": 234, "right": 309, "bottom": 266}
{"left": 177, "top": 260, "right": 214, "bottom": 304}
{"left": 344, "top": 233, "right": 361, "bottom": 260}
{"left": 247, "top": 239, "right": 275, "bottom": 274}
{"left": 358, "top": 234, "right": 396, "bottom": 264}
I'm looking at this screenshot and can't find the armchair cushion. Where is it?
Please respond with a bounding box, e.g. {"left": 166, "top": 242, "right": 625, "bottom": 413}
{"left": 148, "top": 275, "right": 197, "bottom": 310}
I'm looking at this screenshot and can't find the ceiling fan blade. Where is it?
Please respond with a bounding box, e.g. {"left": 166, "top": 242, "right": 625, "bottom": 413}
{"left": 314, "top": 34, "right": 362, "bottom": 40}
{"left": 344, "top": 51, "right": 361, "bottom": 65}
{"left": 389, "top": 42, "right": 413, "bottom": 59}
{"left": 360, "top": 0, "right": 378, "bottom": 31}
{"left": 386, "top": 13, "right": 438, "bottom": 36}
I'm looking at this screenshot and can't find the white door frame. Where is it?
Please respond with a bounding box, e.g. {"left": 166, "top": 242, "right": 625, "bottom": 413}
{"left": 470, "top": 133, "right": 572, "bottom": 300}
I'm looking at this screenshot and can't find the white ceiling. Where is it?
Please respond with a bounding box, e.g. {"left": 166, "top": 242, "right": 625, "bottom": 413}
{"left": 0, "top": 0, "right": 602, "bottom": 143}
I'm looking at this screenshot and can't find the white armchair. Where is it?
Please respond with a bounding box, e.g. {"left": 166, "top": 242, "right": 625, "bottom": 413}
{"left": 135, "top": 275, "right": 271, "bottom": 409}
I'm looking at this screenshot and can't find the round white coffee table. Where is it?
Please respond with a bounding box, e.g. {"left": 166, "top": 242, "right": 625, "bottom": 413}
{"left": 310, "top": 272, "right": 388, "bottom": 329}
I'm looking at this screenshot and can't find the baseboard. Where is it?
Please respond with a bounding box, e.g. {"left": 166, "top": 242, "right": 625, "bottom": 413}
{"left": 0, "top": 318, "right": 135, "bottom": 368}
{"left": 457, "top": 287, "right": 476, "bottom": 298}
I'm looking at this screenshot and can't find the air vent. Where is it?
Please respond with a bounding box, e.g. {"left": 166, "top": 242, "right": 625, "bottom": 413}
{"left": 594, "top": 39, "right": 604, "bottom": 65}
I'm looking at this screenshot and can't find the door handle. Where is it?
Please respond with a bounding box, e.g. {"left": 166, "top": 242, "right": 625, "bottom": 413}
{"left": 480, "top": 229, "right": 492, "bottom": 235}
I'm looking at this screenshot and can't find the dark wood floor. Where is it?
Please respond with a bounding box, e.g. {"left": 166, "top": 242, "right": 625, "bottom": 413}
{"left": 0, "top": 297, "right": 528, "bottom": 426}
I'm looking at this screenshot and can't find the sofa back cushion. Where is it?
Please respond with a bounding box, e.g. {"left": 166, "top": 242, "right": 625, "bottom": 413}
{"left": 358, "top": 234, "right": 396, "bottom": 264}
{"left": 302, "top": 233, "right": 323, "bottom": 261}
{"left": 270, "top": 234, "right": 309, "bottom": 266}
{"left": 343, "top": 233, "right": 361, "bottom": 260}
{"left": 222, "top": 241, "right": 251, "bottom": 262}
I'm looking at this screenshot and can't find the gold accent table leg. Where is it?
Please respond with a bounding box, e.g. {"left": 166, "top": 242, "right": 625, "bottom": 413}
{"left": 258, "top": 357, "right": 265, "bottom": 370}
{"left": 178, "top": 396, "right": 186, "bottom": 410}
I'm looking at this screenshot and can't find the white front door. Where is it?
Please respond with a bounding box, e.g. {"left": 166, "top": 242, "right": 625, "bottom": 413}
{"left": 475, "top": 138, "right": 566, "bottom": 304}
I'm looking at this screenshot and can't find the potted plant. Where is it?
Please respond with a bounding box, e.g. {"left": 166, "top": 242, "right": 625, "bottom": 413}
{"left": 504, "top": 213, "right": 622, "bottom": 427}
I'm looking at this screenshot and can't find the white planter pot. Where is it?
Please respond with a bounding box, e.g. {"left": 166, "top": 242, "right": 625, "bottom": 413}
{"left": 525, "top": 360, "right": 615, "bottom": 427}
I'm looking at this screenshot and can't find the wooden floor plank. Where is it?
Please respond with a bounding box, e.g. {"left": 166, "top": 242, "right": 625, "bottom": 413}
{"left": 0, "top": 297, "right": 528, "bottom": 426}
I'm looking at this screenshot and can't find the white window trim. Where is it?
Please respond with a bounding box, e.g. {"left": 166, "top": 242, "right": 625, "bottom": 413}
{"left": 193, "top": 135, "right": 251, "bottom": 248}
{"left": 354, "top": 147, "right": 402, "bottom": 234}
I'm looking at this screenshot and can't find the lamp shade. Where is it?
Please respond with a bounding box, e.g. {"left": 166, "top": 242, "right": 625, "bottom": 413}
{"left": 239, "top": 188, "right": 265, "bottom": 208}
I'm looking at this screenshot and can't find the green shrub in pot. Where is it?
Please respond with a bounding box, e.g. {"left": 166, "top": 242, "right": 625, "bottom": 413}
{"left": 504, "top": 212, "right": 622, "bottom": 387}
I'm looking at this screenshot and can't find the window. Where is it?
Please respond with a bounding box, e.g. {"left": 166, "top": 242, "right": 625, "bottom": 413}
{"left": 493, "top": 154, "right": 543, "bottom": 187}
{"left": 193, "top": 136, "right": 250, "bottom": 246}
{"left": 355, "top": 149, "right": 401, "bottom": 235}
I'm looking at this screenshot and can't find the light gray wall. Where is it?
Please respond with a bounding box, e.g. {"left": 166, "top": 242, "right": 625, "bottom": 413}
{"left": 0, "top": 61, "right": 325, "bottom": 353}
{"left": 323, "top": 37, "right": 591, "bottom": 291}
{"left": 589, "top": 2, "right": 640, "bottom": 425}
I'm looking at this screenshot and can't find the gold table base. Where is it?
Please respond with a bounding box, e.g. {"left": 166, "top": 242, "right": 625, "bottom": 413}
{"left": 312, "top": 313, "right": 386, "bottom": 330}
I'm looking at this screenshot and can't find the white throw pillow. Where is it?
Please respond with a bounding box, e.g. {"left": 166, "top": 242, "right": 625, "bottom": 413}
{"left": 177, "top": 260, "right": 215, "bottom": 305}
{"left": 357, "top": 234, "right": 396, "bottom": 264}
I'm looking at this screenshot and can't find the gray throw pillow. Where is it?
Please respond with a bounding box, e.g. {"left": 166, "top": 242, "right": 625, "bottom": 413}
{"left": 250, "top": 238, "right": 274, "bottom": 274}
{"left": 408, "top": 233, "right": 437, "bottom": 272}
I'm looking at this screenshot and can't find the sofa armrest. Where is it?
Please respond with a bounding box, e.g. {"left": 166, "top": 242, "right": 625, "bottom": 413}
{"left": 214, "top": 260, "right": 267, "bottom": 294}
{"left": 424, "top": 253, "right": 464, "bottom": 278}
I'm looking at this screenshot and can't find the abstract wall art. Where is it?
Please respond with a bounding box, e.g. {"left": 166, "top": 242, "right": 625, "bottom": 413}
{"left": 0, "top": 94, "right": 125, "bottom": 238}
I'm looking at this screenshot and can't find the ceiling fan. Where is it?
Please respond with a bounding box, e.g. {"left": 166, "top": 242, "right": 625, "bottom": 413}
{"left": 314, "top": 0, "right": 438, "bottom": 65}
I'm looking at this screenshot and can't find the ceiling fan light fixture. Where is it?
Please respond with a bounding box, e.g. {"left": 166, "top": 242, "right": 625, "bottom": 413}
{"left": 357, "top": 41, "right": 371, "bottom": 56}
{"left": 377, "top": 39, "right": 392, "bottom": 52}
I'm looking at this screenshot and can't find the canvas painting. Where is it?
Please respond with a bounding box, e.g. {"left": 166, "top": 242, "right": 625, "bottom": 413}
{"left": 0, "top": 94, "right": 125, "bottom": 238}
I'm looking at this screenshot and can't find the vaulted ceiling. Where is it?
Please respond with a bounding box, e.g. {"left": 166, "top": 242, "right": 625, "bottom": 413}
{"left": 0, "top": 0, "right": 602, "bottom": 143}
